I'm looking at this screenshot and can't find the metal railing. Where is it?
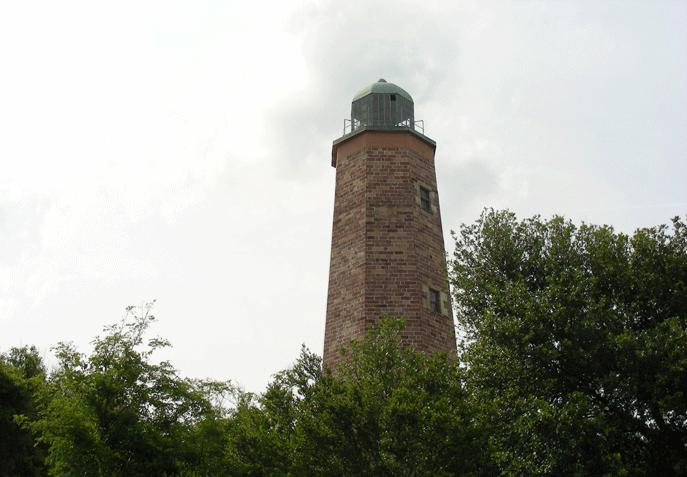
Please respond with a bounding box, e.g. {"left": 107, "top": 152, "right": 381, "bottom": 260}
{"left": 342, "top": 119, "right": 425, "bottom": 136}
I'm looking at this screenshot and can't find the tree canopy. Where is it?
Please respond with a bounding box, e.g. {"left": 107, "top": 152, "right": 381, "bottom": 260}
{"left": 450, "top": 210, "right": 687, "bottom": 476}
{"left": 0, "top": 345, "right": 48, "bottom": 477}
{"left": 224, "top": 320, "right": 490, "bottom": 476}
{"left": 29, "top": 303, "right": 233, "bottom": 477}
{"left": 1, "top": 210, "right": 685, "bottom": 476}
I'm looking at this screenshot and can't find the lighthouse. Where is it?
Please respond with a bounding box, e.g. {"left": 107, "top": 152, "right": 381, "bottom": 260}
{"left": 323, "top": 79, "right": 456, "bottom": 367}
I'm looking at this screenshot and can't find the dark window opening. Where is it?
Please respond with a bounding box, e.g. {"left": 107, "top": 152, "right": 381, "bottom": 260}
{"left": 429, "top": 288, "right": 440, "bottom": 313}
{"left": 420, "top": 186, "right": 431, "bottom": 212}
{"left": 390, "top": 94, "right": 396, "bottom": 101}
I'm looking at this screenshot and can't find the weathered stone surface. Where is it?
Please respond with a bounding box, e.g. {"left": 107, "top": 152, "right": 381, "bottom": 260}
{"left": 324, "top": 130, "right": 456, "bottom": 368}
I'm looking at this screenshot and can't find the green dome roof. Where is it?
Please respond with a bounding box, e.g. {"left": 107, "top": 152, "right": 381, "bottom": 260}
{"left": 352, "top": 78, "right": 413, "bottom": 103}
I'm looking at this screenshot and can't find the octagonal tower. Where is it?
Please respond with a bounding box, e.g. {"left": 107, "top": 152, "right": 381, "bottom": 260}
{"left": 324, "top": 79, "right": 456, "bottom": 368}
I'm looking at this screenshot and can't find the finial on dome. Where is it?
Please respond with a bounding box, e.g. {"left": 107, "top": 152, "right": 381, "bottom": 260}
{"left": 351, "top": 79, "right": 413, "bottom": 103}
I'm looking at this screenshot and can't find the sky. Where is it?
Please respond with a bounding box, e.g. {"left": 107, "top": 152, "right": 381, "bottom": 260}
{"left": 1, "top": 0, "right": 686, "bottom": 392}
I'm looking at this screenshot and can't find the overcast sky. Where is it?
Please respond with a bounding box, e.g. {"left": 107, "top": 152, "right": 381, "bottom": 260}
{"left": 1, "top": 0, "right": 686, "bottom": 392}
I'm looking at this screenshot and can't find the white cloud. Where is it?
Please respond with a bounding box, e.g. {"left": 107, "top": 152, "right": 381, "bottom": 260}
{"left": 1, "top": 0, "right": 685, "bottom": 391}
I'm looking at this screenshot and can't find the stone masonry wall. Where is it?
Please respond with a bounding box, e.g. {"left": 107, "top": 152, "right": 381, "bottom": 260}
{"left": 324, "top": 130, "right": 455, "bottom": 368}
{"left": 323, "top": 144, "right": 367, "bottom": 367}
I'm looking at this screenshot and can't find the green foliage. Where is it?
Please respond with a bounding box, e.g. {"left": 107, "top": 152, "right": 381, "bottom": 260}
{"left": 294, "top": 319, "right": 490, "bottom": 477}
{"left": 31, "top": 303, "right": 232, "bottom": 477}
{"left": 4, "top": 211, "right": 685, "bottom": 476}
{"left": 451, "top": 209, "right": 687, "bottom": 476}
{"left": 0, "top": 346, "right": 48, "bottom": 477}
{"left": 224, "top": 320, "right": 491, "bottom": 477}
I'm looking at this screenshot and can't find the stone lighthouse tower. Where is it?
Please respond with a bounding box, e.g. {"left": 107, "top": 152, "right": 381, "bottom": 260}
{"left": 323, "top": 79, "right": 456, "bottom": 367}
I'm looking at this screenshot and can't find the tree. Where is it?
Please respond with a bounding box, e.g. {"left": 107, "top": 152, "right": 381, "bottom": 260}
{"left": 32, "top": 303, "right": 232, "bottom": 477}
{"left": 0, "top": 346, "right": 48, "bottom": 477}
{"left": 295, "top": 319, "right": 490, "bottom": 477}
{"left": 450, "top": 209, "right": 687, "bottom": 476}
{"left": 224, "top": 319, "right": 492, "bottom": 477}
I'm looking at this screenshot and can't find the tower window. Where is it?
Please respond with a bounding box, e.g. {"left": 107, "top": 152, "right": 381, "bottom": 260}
{"left": 419, "top": 186, "right": 431, "bottom": 212}
{"left": 429, "top": 288, "right": 440, "bottom": 313}
{"left": 390, "top": 94, "right": 396, "bottom": 101}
